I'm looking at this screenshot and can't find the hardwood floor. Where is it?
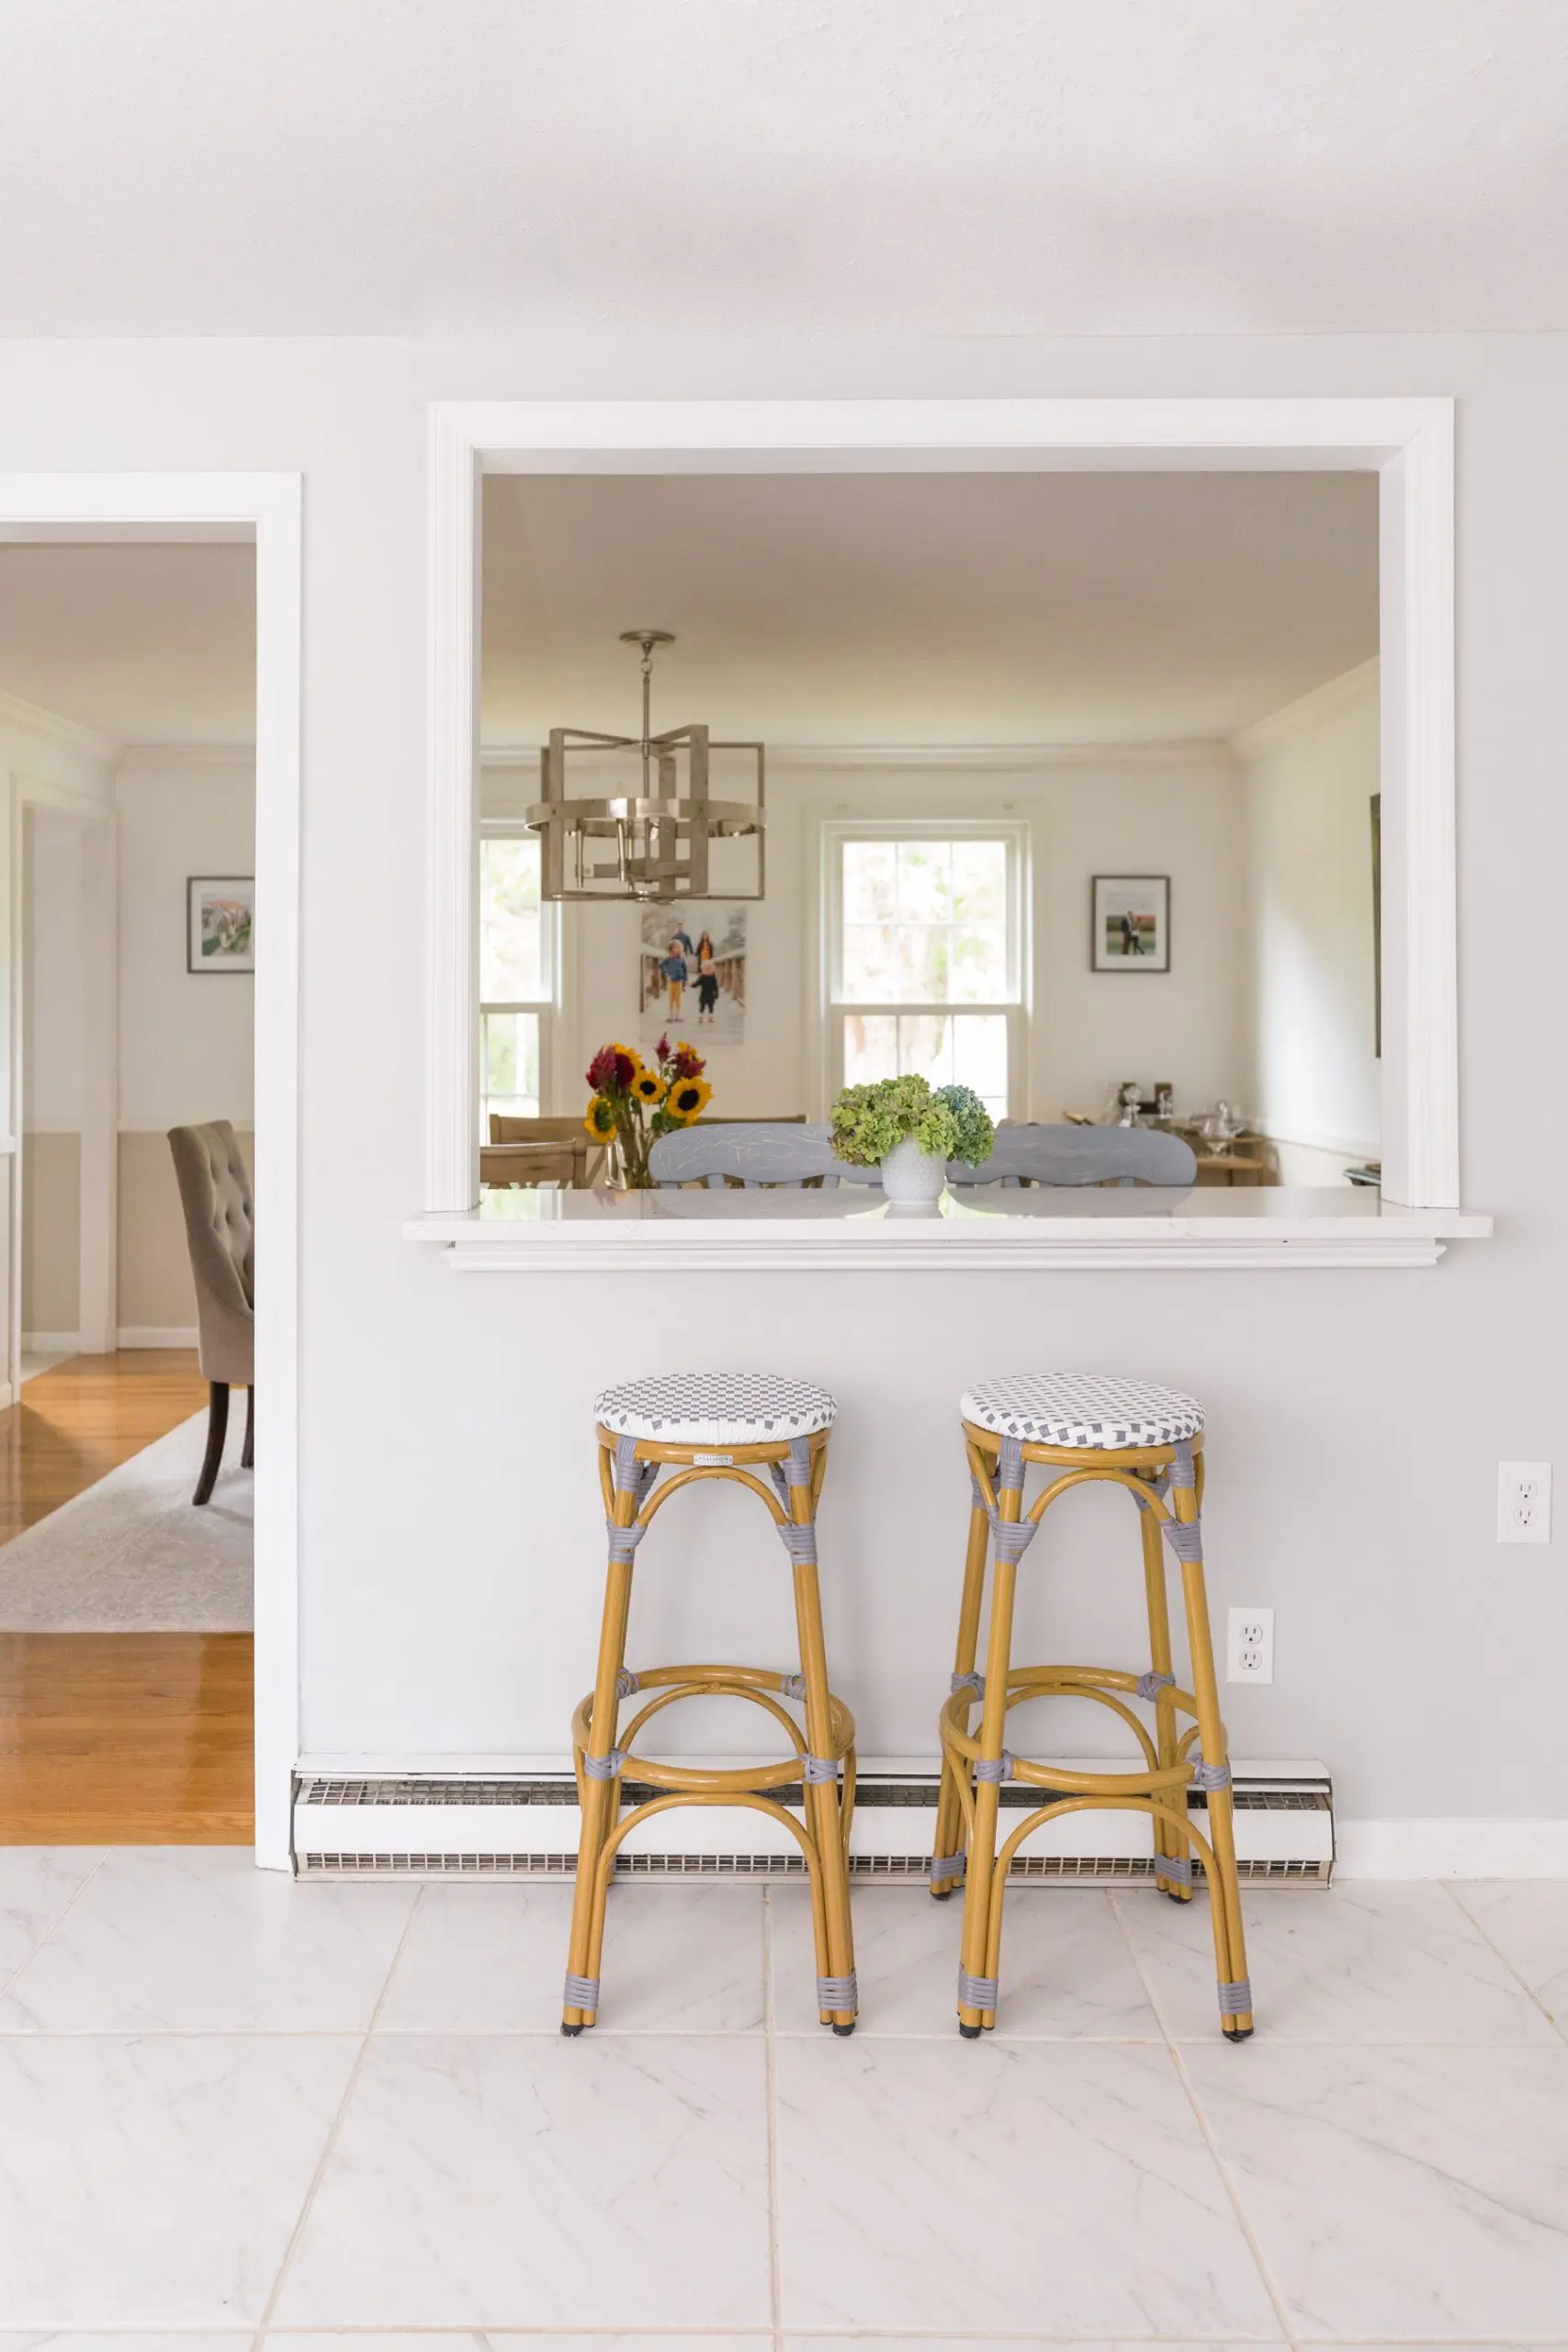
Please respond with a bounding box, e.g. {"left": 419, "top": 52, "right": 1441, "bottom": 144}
{"left": 0, "top": 1351, "right": 254, "bottom": 1844}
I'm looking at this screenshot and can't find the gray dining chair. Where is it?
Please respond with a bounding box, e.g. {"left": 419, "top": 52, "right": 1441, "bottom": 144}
{"left": 167, "top": 1119, "right": 254, "bottom": 1505}
{"left": 948, "top": 1123, "right": 1198, "bottom": 1188}
{"left": 649, "top": 1121, "right": 881, "bottom": 1189}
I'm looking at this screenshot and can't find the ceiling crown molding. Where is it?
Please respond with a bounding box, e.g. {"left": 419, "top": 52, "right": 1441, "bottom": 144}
{"left": 1230, "top": 657, "right": 1380, "bottom": 763}
{"left": 480, "top": 739, "right": 1233, "bottom": 772}
{"left": 0, "top": 687, "right": 119, "bottom": 765}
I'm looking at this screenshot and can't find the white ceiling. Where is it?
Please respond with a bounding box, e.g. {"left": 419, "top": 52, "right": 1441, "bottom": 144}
{"left": 0, "top": 1, "right": 1565, "bottom": 338}
{"left": 481, "top": 470, "right": 1378, "bottom": 746}
{"left": 0, "top": 546, "right": 255, "bottom": 746}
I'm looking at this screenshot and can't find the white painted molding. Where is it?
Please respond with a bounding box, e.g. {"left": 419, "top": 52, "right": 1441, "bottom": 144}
{"left": 0, "top": 469, "right": 304, "bottom": 1872}
{"left": 0, "top": 687, "right": 119, "bottom": 765}
{"left": 1229, "top": 657, "right": 1380, "bottom": 763}
{"left": 426, "top": 406, "right": 481, "bottom": 1214}
{"left": 481, "top": 740, "right": 1235, "bottom": 774}
{"left": 117, "top": 1325, "right": 199, "bottom": 1349}
{"left": 0, "top": 1382, "right": 14, "bottom": 1412}
{"left": 22, "top": 1330, "right": 80, "bottom": 1352}
{"left": 426, "top": 397, "right": 1462, "bottom": 1221}
{"left": 1337, "top": 1817, "right": 1568, "bottom": 1880}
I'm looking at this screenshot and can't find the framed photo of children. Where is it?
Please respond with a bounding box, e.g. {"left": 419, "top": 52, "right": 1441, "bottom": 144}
{"left": 187, "top": 876, "right": 255, "bottom": 973}
{"left": 1091, "top": 875, "right": 1170, "bottom": 973}
{"left": 638, "top": 901, "right": 747, "bottom": 1044}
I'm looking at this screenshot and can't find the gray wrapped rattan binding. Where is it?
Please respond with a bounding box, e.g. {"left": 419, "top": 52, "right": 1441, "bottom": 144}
{"left": 988, "top": 1514, "right": 1039, "bottom": 1565}
{"left": 817, "top": 1972, "right": 857, "bottom": 2009}
{"left": 615, "top": 1667, "right": 640, "bottom": 1699}
{"left": 1136, "top": 1668, "right": 1176, "bottom": 1701}
{"left": 974, "top": 1752, "right": 1013, "bottom": 1783}
{"left": 1161, "top": 1516, "right": 1205, "bottom": 1563}
{"left": 930, "top": 1850, "right": 966, "bottom": 1885}
{"left": 777, "top": 1521, "right": 818, "bottom": 1566}
{"left": 951, "top": 1669, "right": 985, "bottom": 1697}
{"left": 1218, "top": 1976, "right": 1253, "bottom": 2016}
{"left": 780, "top": 1671, "right": 808, "bottom": 1701}
{"left": 802, "top": 1753, "right": 839, "bottom": 1784}
{"left": 1189, "top": 1755, "right": 1232, "bottom": 1791}
{"left": 581, "top": 1747, "right": 627, "bottom": 1781}
{"left": 604, "top": 1520, "right": 648, "bottom": 1564}
{"left": 957, "top": 1968, "right": 998, "bottom": 2009}
{"left": 612, "top": 1433, "right": 658, "bottom": 1498}
{"left": 1154, "top": 1852, "right": 1194, "bottom": 1885}
{"left": 563, "top": 1973, "right": 600, "bottom": 2008}
{"left": 997, "top": 1433, "right": 1027, "bottom": 1490}
{"left": 1170, "top": 1439, "right": 1198, "bottom": 1491}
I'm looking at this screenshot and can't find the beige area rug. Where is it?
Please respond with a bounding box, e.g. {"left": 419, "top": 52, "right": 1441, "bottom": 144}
{"left": 0, "top": 1413, "right": 252, "bottom": 1631}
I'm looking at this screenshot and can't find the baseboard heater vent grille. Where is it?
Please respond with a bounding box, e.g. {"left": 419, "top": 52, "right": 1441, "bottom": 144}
{"left": 294, "top": 1762, "right": 1333, "bottom": 1884}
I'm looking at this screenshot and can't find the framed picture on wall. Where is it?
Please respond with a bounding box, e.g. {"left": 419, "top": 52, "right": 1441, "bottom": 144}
{"left": 187, "top": 876, "right": 255, "bottom": 972}
{"left": 1091, "top": 875, "right": 1170, "bottom": 972}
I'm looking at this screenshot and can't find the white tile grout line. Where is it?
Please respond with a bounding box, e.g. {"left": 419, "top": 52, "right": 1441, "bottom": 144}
{"left": 1441, "top": 1879, "right": 1568, "bottom": 2050}
{"left": 761, "top": 1881, "right": 785, "bottom": 2352}
{"left": 0, "top": 1845, "right": 110, "bottom": 2002}
{"left": 1105, "top": 1887, "right": 1302, "bottom": 2352}
{"left": 253, "top": 1878, "right": 429, "bottom": 2340}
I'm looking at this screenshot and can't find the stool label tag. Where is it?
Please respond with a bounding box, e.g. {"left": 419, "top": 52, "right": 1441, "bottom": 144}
{"left": 693, "top": 1451, "right": 734, "bottom": 1465}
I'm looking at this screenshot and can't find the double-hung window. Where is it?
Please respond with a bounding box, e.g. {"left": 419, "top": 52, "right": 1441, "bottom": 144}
{"left": 825, "top": 823, "right": 1026, "bottom": 1121}
{"left": 479, "top": 831, "right": 556, "bottom": 1134}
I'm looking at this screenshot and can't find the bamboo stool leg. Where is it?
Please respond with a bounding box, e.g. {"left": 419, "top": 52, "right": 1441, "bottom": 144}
{"left": 956, "top": 1437, "right": 1028, "bottom": 2037}
{"left": 1170, "top": 1446, "right": 1254, "bottom": 2041}
{"left": 562, "top": 1441, "right": 641, "bottom": 2035}
{"left": 784, "top": 1436, "right": 857, "bottom": 2035}
{"left": 1138, "top": 1495, "right": 1192, "bottom": 1904}
{"left": 931, "top": 1464, "right": 992, "bottom": 1900}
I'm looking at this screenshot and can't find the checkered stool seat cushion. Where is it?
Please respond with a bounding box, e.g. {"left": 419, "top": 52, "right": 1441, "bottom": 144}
{"left": 961, "top": 1373, "right": 1203, "bottom": 1451}
{"left": 594, "top": 1372, "right": 838, "bottom": 1447}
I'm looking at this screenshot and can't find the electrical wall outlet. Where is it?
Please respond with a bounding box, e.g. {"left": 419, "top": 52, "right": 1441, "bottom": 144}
{"left": 1498, "top": 1461, "right": 1551, "bottom": 1544}
{"left": 1226, "top": 1606, "right": 1274, "bottom": 1683}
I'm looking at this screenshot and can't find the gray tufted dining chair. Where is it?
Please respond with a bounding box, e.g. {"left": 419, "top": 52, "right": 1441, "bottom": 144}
{"left": 167, "top": 1120, "right": 254, "bottom": 1505}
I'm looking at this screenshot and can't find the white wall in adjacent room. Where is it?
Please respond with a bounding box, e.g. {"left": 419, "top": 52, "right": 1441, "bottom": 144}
{"left": 1237, "top": 662, "right": 1381, "bottom": 1182}
{"left": 488, "top": 748, "right": 1251, "bottom": 1124}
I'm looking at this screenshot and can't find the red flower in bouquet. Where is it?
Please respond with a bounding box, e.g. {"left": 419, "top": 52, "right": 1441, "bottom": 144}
{"left": 669, "top": 1041, "right": 705, "bottom": 1081}
{"left": 654, "top": 1033, "right": 671, "bottom": 1066}
{"left": 585, "top": 1042, "right": 639, "bottom": 1094}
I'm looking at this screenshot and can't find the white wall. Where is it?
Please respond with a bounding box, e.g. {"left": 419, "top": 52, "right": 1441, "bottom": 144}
{"left": 490, "top": 749, "right": 1251, "bottom": 1124}
{"left": 116, "top": 750, "right": 254, "bottom": 1129}
{"left": 1238, "top": 663, "right": 1381, "bottom": 1177}
{"left": 0, "top": 333, "right": 1560, "bottom": 1830}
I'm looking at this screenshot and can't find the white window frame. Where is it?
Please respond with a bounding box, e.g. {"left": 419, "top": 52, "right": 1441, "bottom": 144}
{"left": 818, "top": 817, "right": 1030, "bottom": 1120}
{"left": 478, "top": 822, "right": 558, "bottom": 1131}
{"left": 423, "top": 395, "right": 1463, "bottom": 1239}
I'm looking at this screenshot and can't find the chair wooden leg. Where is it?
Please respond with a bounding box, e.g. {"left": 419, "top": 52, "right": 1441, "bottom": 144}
{"left": 192, "top": 1383, "right": 229, "bottom": 1505}
{"left": 563, "top": 1450, "right": 637, "bottom": 2035}
{"left": 1173, "top": 1469, "right": 1254, "bottom": 2040}
{"left": 1139, "top": 1498, "right": 1190, "bottom": 1901}
{"left": 957, "top": 1474, "right": 1021, "bottom": 2037}
{"left": 241, "top": 1386, "right": 254, "bottom": 1469}
{"left": 788, "top": 1447, "right": 857, "bottom": 2033}
{"left": 931, "top": 1477, "right": 991, "bottom": 1899}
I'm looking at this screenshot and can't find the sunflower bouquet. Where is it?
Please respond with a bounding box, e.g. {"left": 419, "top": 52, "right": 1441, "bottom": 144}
{"left": 583, "top": 1034, "right": 713, "bottom": 1187}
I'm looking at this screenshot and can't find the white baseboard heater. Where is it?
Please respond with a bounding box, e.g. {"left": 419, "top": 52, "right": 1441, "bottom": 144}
{"left": 294, "top": 1759, "right": 1334, "bottom": 1884}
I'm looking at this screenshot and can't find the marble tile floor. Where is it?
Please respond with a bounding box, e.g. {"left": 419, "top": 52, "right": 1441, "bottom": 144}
{"left": 0, "top": 1849, "right": 1566, "bottom": 2347}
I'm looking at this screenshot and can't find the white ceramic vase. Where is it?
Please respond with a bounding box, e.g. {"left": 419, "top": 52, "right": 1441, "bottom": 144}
{"left": 879, "top": 1135, "right": 948, "bottom": 1206}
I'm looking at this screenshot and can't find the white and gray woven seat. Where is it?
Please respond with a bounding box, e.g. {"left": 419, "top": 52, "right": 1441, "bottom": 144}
{"left": 960, "top": 1373, "right": 1203, "bottom": 1451}
{"left": 594, "top": 1371, "right": 838, "bottom": 1448}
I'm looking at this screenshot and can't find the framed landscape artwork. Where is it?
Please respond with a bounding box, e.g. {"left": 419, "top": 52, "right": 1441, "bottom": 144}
{"left": 187, "top": 876, "right": 255, "bottom": 973}
{"left": 1091, "top": 875, "right": 1170, "bottom": 972}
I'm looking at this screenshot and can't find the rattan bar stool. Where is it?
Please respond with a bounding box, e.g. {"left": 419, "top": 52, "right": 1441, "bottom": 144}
{"left": 562, "top": 1371, "right": 858, "bottom": 2037}
{"left": 931, "top": 1374, "right": 1255, "bottom": 2044}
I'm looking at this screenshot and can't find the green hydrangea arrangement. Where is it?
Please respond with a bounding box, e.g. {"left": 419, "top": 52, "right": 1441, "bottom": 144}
{"left": 829, "top": 1075, "right": 996, "bottom": 1169}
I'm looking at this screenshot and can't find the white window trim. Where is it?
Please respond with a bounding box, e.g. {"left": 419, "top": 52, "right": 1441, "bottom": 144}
{"left": 816, "top": 815, "right": 1030, "bottom": 1121}
{"left": 419, "top": 394, "right": 1469, "bottom": 1259}
{"left": 478, "top": 823, "right": 559, "bottom": 1127}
